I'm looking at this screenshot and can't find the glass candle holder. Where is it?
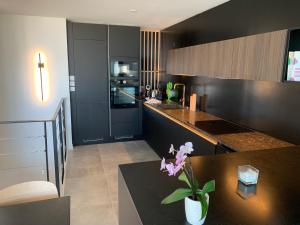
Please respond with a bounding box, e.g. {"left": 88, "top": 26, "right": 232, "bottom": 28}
{"left": 238, "top": 165, "right": 259, "bottom": 185}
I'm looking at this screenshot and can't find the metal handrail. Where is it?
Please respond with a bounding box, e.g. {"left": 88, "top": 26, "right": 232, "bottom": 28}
{"left": 0, "top": 98, "right": 66, "bottom": 124}
{"left": 50, "top": 98, "right": 65, "bottom": 121}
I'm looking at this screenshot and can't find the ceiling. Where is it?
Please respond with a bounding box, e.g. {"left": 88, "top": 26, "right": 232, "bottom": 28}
{"left": 0, "top": 0, "right": 229, "bottom": 29}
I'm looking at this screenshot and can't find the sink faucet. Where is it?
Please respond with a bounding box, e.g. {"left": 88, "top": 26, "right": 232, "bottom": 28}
{"left": 174, "top": 83, "right": 186, "bottom": 107}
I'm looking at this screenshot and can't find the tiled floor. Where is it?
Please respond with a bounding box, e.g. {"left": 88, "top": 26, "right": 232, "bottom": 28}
{"left": 64, "top": 140, "right": 160, "bottom": 225}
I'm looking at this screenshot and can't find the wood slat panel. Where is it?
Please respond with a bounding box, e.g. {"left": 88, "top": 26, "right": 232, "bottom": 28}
{"left": 141, "top": 31, "right": 161, "bottom": 88}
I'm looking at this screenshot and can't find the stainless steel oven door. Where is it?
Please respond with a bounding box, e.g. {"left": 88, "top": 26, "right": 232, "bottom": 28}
{"left": 110, "top": 85, "right": 138, "bottom": 108}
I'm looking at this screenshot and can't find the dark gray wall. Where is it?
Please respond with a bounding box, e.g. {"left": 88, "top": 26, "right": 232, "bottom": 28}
{"left": 183, "top": 76, "right": 300, "bottom": 145}
{"left": 160, "top": 0, "right": 300, "bottom": 145}
{"left": 163, "top": 0, "right": 300, "bottom": 47}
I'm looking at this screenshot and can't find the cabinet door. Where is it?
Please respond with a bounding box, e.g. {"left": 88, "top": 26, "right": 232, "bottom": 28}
{"left": 232, "top": 30, "right": 287, "bottom": 81}
{"left": 256, "top": 30, "right": 287, "bottom": 81}
{"left": 167, "top": 46, "right": 203, "bottom": 75}
{"left": 72, "top": 23, "right": 107, "bottom": 41}
{"left": 207, "top": 39, "right": 234, "bottom": 78}
{"left": 143, "top": 106, "right": 216, "bottom": 158}
{"left": 111, "top": 108, "right": 140, "bottom": 137}
{"left": 74, "top": 40, "right": 109, "bottom": 144}
{"left": 231, "top": 34, "right": 262, "bottom": 80}
{"left": 166, "top": 49, "right": 175, "bottom": 75}
{"left": 193, "top": 43, "right": 210, "bottom": 76}
{"left": 109, "top": 25, "right": 140, "bottom": 58}
{"left": 182, "top": 46, "right": 193, "bottom": 75}
{"left": 76, "top": 102, "right": 109, "bottom": 143}
{"left": 167, "top": 47, "right": 192, "bottom": 75}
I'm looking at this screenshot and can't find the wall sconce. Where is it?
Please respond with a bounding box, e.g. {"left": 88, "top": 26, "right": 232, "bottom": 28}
{"left": 34, "top": 52, "right": 49, "bottom": 102}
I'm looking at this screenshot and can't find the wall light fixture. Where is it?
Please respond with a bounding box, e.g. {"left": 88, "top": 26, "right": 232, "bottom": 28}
{"left": 34, "top": 52, "right": 49, "bottom": 102}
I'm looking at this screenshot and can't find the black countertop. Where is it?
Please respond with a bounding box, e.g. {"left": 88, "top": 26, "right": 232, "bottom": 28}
{"left": 144, "top": 103, "right": 294, "bottom": 152}
{"left": 119, "top": 146, "right": 300, "bottom": 225}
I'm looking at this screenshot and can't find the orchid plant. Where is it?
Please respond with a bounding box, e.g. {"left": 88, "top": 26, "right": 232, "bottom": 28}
{"left": 160, "top": 142, "right": 215, "bottom": 219}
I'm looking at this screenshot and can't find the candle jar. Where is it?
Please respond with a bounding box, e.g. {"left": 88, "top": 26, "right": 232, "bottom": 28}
{"left": 238, "top": 165, "right": 259, "bottom": 185}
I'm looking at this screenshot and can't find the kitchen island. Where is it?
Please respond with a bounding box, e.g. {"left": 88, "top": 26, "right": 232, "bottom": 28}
{"left": 119, "top": 146, "right": 300, "bottom": 225}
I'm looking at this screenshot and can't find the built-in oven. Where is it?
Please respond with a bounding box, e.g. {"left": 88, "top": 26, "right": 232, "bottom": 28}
{"left": 110, "top": 57, "right": 139, "bottom": 79}
{"left": 110, "top": 79, "right": 139, "bottom": 108}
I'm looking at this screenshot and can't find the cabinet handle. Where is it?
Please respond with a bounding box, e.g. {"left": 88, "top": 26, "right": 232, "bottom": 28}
{"left": 82, "top": 138, "right": 104, "bottom": 143}
{"left": 114, "top": 135, "right": 133, "bottom": 140}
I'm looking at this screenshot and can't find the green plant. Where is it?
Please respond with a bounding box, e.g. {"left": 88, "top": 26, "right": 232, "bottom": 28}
{"left": 160, "top": 143, "right": 215, "bottom": 219}
{"left": 166, "top": 81, "right": 173, "bottom": 101}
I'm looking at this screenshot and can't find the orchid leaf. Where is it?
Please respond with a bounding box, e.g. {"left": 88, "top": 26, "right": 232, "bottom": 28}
{"left": 194, "top": 177, "right": 200, "bottom": 190}
{"left": 178, "top": 171, "right": 191, "bottom": 188}
{"left": 197, "top": 193, "right": 208, "bottom": 220}
{"left": 161, "top": 188, "right": 192, "bottom": 205}
{"left": 202, "top": 180, "right": 215, "bottom": 195}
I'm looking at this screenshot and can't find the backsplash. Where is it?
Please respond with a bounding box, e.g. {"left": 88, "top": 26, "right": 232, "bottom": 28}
{"left": 160, "top": 74, "right": 300, "bottom": 145}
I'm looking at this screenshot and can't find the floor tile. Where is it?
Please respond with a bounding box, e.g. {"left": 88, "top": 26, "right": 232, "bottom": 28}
{"left": 65, "top": 140, "right": 159, "bottom": 225}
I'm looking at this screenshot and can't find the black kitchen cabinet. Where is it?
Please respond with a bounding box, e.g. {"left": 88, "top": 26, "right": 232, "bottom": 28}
{"left": 68, "top": 22, "right": 142, "bottom": 145}
{"left": 109, "top": 25, "right": 141, "bottom": 139}
{"left": 67, "top": 22, "right": 109, "bottom": 145}
{"left": 111, "top": 108, "right": 139, "bottom": 137}
{"left": 143, "top": 106, "right": 216, "bottom": 158}
{"left": 73, "top": 23, "right": 107, "bottom": 41}
{"left": 111, "top": 101, "right": 143, "bottom": 138}
{"left": 109, "top": 25, "right": 140, "bottom": 58}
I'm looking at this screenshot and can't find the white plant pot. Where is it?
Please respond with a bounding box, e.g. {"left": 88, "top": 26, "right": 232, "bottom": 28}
{"left": 184, "top": 194, "right": 209, "bottom": 225}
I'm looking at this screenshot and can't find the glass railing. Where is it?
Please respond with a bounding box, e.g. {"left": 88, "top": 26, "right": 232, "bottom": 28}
{"left": 0, "top": 99, "right": 67, "bottom": 196}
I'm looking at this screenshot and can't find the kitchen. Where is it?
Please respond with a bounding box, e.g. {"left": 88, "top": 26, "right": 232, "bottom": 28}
{"left": 0, "top": 0, "right": 300, "bottom": 225}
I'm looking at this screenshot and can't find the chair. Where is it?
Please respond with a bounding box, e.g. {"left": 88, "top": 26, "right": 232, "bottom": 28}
{"left": 0, "top": 181, "right": 58, "bottom": 207}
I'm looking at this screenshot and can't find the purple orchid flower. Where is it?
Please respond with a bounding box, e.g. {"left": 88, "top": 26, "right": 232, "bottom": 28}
{"left": 175, "top": 149, "right": 187, "bottom": 166}
{"left": 180, "top": 142, "right": 194, "bottom": 154}
{"left": 169, "top": 144, "right": 175, "bottom": 155}
{"left": 160, "top": 142, "right": 194, "bottom": 176}
{"left": 160, "top": 157, "right": 166, "bottom": 171}
{"left": 165, "top": 162, "right": 182, "bottom": 176}
{"left": 165, "top": 163, "right": 176, "bottom": 176}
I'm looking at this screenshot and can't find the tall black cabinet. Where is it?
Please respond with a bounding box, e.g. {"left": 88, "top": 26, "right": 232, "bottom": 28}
{"left": 67, "top": 22, "right": 109, "bottom": 145}
{"left": 67, "top": 22, "right": 141, "bottom": 146}
{"left": 109, "top": 25, "right": 142, "bottom": 139}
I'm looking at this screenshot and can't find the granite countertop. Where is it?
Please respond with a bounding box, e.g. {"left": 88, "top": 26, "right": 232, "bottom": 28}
{"left": 144, "top": 103, "right": 294, "bottom": 152}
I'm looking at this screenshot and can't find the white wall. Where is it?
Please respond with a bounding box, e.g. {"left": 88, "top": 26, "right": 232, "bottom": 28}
{"left": 0, "top": 15, "right": 73, "bottom": 149}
